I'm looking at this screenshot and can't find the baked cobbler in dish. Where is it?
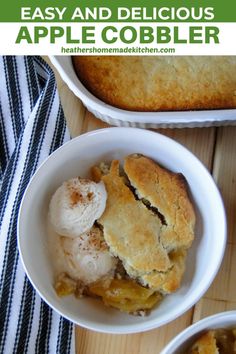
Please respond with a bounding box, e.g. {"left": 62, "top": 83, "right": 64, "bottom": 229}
{"left": 72, "top": 56, "right": 236, "bottom": 111}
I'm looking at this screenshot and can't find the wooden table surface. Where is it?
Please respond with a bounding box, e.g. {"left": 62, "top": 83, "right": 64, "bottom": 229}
{"left": 47, "top": 58, "right": 236, "bottom": 354}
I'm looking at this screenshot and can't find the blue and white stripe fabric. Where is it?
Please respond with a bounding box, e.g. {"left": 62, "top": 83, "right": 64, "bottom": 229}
{"left": 0, "top": 56, "right": 74, "bottom": 354}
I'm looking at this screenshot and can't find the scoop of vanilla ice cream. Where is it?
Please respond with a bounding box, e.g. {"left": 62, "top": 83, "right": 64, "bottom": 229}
{"left": 59, "top": 227, "right": 117, "bottom": 284}
{"left": 49, "top": 177, "right": 107, "bottom": 237}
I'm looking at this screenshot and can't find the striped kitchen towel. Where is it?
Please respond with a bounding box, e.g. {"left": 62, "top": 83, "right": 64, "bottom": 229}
{"left": 0, "top": 56, "right": 74, "bottom": 354}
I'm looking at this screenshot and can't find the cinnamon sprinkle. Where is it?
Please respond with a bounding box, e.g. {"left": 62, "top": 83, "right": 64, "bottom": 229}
{"left": 70, "top": 190, "right": 84, "bottom": 206}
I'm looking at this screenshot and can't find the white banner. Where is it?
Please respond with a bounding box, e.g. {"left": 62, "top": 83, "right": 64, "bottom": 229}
{"left": 0, "top": 22, "right": 236, "bottom": 55}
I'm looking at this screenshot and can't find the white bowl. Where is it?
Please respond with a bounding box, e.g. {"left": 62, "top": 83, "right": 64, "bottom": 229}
{"left": 160, "top": 311, "right": 236, "bottom": 353}
{"left": 17, "top": 127, "right": 226, "bottom": 334}
{"left": 50, "top": 56, "right": 236, "bottom": 129}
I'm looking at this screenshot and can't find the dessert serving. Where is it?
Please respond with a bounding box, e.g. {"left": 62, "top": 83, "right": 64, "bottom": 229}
{"left": 18, "top": 127, "right": 227, "bottom": 331}
{"left": 187, "top": 328, "right": 236, "bottom": 354}
{"left": 48, "top": 154, "right": 195, "bottom": 315}
{"left": 72, "top": 56, "right": 236, "bottom": 112}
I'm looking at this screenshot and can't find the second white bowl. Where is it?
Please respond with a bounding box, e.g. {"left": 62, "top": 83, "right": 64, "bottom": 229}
{"left": 161, "top": 311, "right": 236, "bottom": 353}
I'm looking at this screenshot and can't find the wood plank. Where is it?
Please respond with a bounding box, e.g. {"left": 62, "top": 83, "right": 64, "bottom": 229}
{"left": 76, "top": 310, "right": 192, "bottom": 354}
{"left": 81, "top": 111, "right": 109, "bottom": 133}
{"left": 212, "top": 127, "right": 236, "bottom": 245}
{"left": 59, "top": 84, "right": 86, "bottom": 138}
{"left": 193, "top": 298, "right": 236, "bottom": 323}
{"left": 205, "top": 244, "right": 233, "bottom": 301}
{"left": 204, "top": 127, "right": 236, "bottom": 304}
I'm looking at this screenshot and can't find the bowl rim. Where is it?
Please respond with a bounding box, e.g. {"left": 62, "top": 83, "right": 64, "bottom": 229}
{"left": 17, "top": 127, "right": 227, "bottom": 334}
{"left": 160, "top": 310, "right": 236, "bottom": 354}
{"left": 49, "top": 55, "right": 236, "bottom": 127}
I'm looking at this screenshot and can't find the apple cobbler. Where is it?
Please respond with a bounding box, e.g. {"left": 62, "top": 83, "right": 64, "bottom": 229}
{"left": 187, "top": 328, "right": 236, "bottom": 354}
{"left": 53, "top": 154, "right": 195, "bottom": 315}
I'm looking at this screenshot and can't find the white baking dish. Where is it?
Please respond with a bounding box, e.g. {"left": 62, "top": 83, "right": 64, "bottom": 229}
{"left": 50, "top": 56, "right": 236, "bottom": 128}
